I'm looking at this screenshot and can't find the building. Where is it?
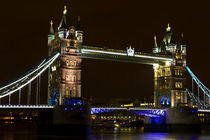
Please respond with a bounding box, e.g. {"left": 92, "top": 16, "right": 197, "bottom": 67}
{"left": 48, "top": 6, "right": 83, "bottom": 105}
{"left": 153, "top": 24, "right": 187, "bottom": 108}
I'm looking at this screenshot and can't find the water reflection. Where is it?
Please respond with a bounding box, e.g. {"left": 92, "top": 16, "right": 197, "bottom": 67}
{"left": 0, "top": 126, "right": 209, "bottom": 140}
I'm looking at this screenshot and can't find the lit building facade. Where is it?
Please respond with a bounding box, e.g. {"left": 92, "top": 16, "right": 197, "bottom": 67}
{"left": 153, "top": 24, "right": 187, "bottom": 108}
{"left": 48, "top": 6, "right": 83, "bottom": 105}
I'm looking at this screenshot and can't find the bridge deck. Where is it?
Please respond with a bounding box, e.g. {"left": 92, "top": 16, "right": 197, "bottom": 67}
{"left": 81, "top": 46, "right": 172, "bottom": 65}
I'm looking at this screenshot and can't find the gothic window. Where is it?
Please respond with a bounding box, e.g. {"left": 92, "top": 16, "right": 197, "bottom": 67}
{"left": 65, "top": 75, "right": 69, "bottom": 81}
{"left": 65, "top": 59, "right": 69, "bottom": 66}
{"left": 73, "top": 87, "right": 76, "bottom": 97}
{"left": 72, "top": 75, "right": 76, "bottom": 82}
{"left": 70, "top": 61, "right": 73, "bottom": 66}
{"left": 167, "top": 69, "right": 171, "bottom": 76}
{"left": 175, "top": 92, "right": 183, "bottom": 104}
{"left": 175, "top": 70, "right": 178, "bottom": 75}
{"left": 175, "top": 82, "right": 182, "bottom": 88}
{"left": 175, "top": 69, "right": 182, "bottom": 76}
{"left": 179, "top": 70, "right": 182, "bottom": 76}
{"left": 73, "top": 60, "right": 76, "bottom": 66}
{"left": 66, "top": 87, "right": 70, "bottom": 98}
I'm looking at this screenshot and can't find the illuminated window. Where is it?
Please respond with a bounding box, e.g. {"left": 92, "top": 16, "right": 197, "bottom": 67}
{"left": 65, "top": 75, "right": 69, "bottom": 81}
{"left": 74, "top": 60, "right": 76, "bottom": 66}
{"left": 72, "top": 75, "right": 76, "bottom": 82}
{"left": 175, "top": 70, "right": 182, "bottom": 76}
{"left": 175, "top": 82, "right": 182, "bottom": 88}
{"left": 72, "top": 87, "right": 76, "bottom": 97}
{"left": 65, "top": 59, "right": 69, "bottom": 66}
{"left": 175, "top": 92, "right": 183, "bottom": 103}
{"left": 175, "top": 70, "right": 178, "bottom": 75}
{"left": 66, "top": 87, "right": 70, "bottom": 98}
{"left": 70, "top": 61, "right": 73, "bottom": 66}
{"left": 179, "top": 70, "right": 182, "bottom": 76}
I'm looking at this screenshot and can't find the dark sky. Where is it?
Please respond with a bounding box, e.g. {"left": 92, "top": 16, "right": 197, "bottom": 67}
{"left": 0, "top": 0, "right": 209, "bottom": 104}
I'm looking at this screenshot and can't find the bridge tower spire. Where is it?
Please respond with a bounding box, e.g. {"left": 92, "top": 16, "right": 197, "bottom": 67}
{"left": 153, "top": 24, "right": 187, "bottom": 108}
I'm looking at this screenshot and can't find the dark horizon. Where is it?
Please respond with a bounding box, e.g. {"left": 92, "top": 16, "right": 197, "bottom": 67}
{"left": 0, "top": 0, "right": 209, "bottom": 104}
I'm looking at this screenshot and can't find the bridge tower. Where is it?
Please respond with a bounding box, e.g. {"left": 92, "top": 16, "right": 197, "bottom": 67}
{"left": 153, "top": 24, "right": 187, "bottom": 108}
{"left": 48, "top": 6, "right": 83, "bottom": 105}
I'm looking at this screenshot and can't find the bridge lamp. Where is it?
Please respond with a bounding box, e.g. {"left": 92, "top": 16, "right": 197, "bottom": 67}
{"left": 165, "top": 61, "right": 171, "bottom": 67}
{"left": 153, "top": 64, "right": 159, "bottom": 70}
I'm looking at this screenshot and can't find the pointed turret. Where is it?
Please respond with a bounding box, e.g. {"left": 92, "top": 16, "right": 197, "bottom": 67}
{"left": 161, "top": 41, "right": 166, "bottom": 54}
{"left": 48, "top": 20, "right": 55, "bottom": 47}
{"left": 176, "top": 41, "right": 181, "bottom": 53}
{"left": 163, "top": 23, "right": 176, "bottom": 45}
{"left": 154, "top": 35, "right": 158, "bottom": 48}
{"left": 76, "top": 16, "right": 82, "bottom": 31}
{"left": 49, "top": 20, "right": 54, "bottom": 35}
{"left": 75, "top": 16, "right": 83, "bottom": 45}
{"left": 153, "top": 35, "right": 160, "bottom": 53}
{"left": 58, "top": 6, "right": 71, "bottom": 30}
{"left": 180, "top": 33, "right": 186, "bottom": 45}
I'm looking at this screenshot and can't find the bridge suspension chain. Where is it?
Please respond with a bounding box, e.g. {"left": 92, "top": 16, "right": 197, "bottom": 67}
{"left": 0, "top": 53, "right": 60, "bottom": 105}
{"left": 186, "top": 66, "right": 210, "bottom": 108}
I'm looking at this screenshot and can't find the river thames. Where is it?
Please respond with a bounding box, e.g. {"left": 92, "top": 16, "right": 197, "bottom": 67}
{"left": 0, "top": 124, "right": 210, "bottom": 140}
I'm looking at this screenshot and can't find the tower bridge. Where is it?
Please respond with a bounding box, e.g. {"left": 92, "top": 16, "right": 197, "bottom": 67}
{"left": 81, "top": 46, "right": 172, "bottom": 65}
{"left": 0, "top": 6, "right": 209, "bottom": 127}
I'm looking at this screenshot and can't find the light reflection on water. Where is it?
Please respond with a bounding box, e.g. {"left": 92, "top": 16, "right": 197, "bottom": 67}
{"left": 90, "top": 127, "right": 209, "bottom": 140}
{"left": 0, "top": 126, "right": 210, "bottom": 140}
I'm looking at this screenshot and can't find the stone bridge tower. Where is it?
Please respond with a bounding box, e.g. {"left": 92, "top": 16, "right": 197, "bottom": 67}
{"left": 153, "top": 24, "right": 187, "bottom": 108}
{"left": 48, "top": 6, "right": 83, "bottom": 105}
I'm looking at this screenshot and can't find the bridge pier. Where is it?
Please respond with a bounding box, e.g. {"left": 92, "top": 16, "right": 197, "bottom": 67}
{"left": 144, "top": 116, "right": 166, "bottom": 131}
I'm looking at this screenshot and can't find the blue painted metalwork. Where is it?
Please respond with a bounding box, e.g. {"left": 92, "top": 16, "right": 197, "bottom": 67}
{"left": 50, "top": 92, "right": 59, "bottom": 105}
{"left": 161, "top": 96, "right": 171, "bottom": 108}
{"left": 64, "top": 98, "right": 83, "bottom": 106}
{"left": 90, "top": 107, "right": 166, "bottom": 117}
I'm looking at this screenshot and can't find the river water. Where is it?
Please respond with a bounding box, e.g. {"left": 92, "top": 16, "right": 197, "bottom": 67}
{"left": 0, "top": 125, "right": 210, "bottom": 140}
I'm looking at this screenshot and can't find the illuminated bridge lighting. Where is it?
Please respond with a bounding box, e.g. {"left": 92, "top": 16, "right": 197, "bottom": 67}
{"left": 0, "top": 105, "right": 54, "bottom": 109}
{"left": 186, "top": 66, "right": 209, "bottom": 92}
{"left": 198, "top": 109, "right": 210, "bottom": 112}
{"left": 81, "top": 49, "right": 173, "bottom": 61}
{"left": 0, "top": 59, "right": 46, "bottom": 91}
{"left": 90, "top": 107, "right": 166, "bottom": 117}
{"left": 0, "top": 53, "right": 60, "bottom": 99}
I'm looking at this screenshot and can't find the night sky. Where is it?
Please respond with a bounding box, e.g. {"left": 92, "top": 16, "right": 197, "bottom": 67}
{"left": 0, "top": 0, "right": 209, "bottom": 104}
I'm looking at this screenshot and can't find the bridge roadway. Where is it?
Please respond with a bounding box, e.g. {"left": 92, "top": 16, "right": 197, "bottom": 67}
{"left": 81, "top": 46, "right": 173, "bottom": 65}
{"left": 0, "top": 105, "right": 209, "bottom": 117}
